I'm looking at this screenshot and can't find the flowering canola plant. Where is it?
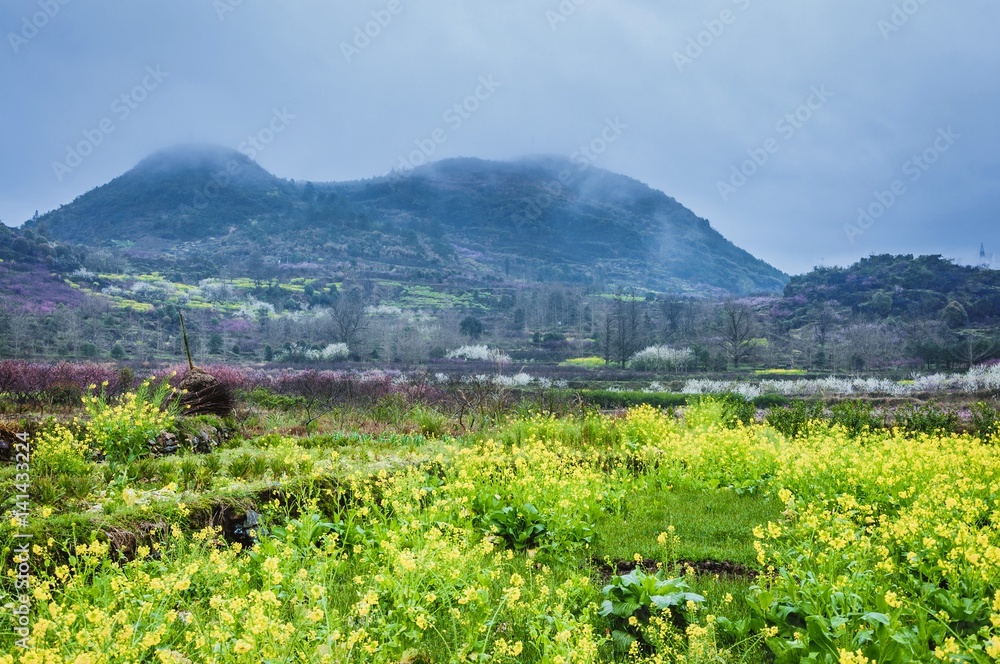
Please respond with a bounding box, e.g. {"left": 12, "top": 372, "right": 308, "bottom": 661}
{"left": 2, "top": 399, "right": 1000, "bottom": 662}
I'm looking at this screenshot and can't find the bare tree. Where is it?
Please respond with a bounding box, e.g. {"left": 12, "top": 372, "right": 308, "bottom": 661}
{"left": 660, "top": 297, "right": 684, "bottom": 342}
{"left": 830, "top": 323, "right": 901, "bottom": 372}
{"left": 612, "top": 288, "right": 645, "bottom": 368}
{"left": 600, "top": 311, "right": 614, "bottom": 366}
{"left": 812, "top": 301, "right": 838, "bottom": 348}
{"left": 326, "top": 289, "right": 369, "bottom": 351}
{"left": 719, "top": 300, "right": 759, "bottom": 368}
{"left": 949, "top": 333, "right": 998, "bottom": 369}
{"left": 7, "top": 315, "right": 32, "bottom": 358}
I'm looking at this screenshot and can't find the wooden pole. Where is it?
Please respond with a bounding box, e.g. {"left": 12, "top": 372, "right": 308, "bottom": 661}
{"left": 179, "top": 313, "right": 194, "bottom": 371}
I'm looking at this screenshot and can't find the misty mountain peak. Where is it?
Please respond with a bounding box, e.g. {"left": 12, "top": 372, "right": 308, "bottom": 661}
{"left": 29, "top": 150, "right": 787, "bottom": 293}
{"left": 125, "top": 144, "right": 282, "bottom": 192}
{"left": 134, "top": 143, "right": 250, "bottom": 172}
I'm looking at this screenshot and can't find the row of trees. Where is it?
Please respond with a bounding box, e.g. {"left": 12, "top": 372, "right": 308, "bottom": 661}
{"left": 596, "top": 292, "right": 760, "bottom": 369}
{"left": 2, "top": 270, "right": 998, "bottom": 372}
{"left": 573, "top": 287, "right": 998, "bottom": 372}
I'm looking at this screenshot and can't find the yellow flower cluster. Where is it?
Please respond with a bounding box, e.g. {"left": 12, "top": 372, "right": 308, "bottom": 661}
{"left": 32, "top": 423, "right": 91, "bottom": 475}
{"left": 81, "top": 377, "right": 176, "bottom": 463}
{"left": 747, "top": 426, "right": 1000, "bottom": 660}
{"left": 10, "top": 400, "right": 1000, "bottom": 663}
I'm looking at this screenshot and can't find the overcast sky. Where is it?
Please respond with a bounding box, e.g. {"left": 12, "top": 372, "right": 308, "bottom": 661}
{"left": 2, "top": 0, "right": 998, "bottom": 275}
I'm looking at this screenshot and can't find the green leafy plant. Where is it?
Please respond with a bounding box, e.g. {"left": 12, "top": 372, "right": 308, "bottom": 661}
{"left": 892, "top": 403, "right": 958, "bottom": 434}
{"left": 240, "top": 386, "right": 307, "bottom": 412}
{"left": 746, "top": 573, "right": 919, "bottom": 663}
{"left": 226, "top": 452, "right": 267, "bottom": 480}
{"left": 33, "top": 423, "right": 91, "bottom": 476}
{"left": 599, "top": 568, "right": 705, "bottom": 651}
{"left": 719, "top": 393, "right": 756, "bottom": 428}
{"left": 473, "top": 493, "right": 549, "bottom": 551}
{"left": 371, "top": 394, "right": 409, "bottom": 426}
{"left": 409, "top": 405, "right": 448, "bottom": 438}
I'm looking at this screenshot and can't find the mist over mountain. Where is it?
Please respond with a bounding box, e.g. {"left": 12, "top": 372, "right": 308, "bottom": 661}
{"left": 28, "top": 145, "right": 788, "bottom": 294}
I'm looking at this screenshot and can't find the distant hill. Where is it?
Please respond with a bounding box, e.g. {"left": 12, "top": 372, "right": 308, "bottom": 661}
{"left": 782, "top": 254, "right": 1000, "bottom": 325}
{"left": 27, "top": 145, "right": 788, "bottom": 294}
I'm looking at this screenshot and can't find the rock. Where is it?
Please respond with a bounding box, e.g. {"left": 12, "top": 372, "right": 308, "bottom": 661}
{"left": 148, "top": 431, "right": 179, "bottom": 457}
{"left": 229, "top": 510, "right": 260, "bottom": 548}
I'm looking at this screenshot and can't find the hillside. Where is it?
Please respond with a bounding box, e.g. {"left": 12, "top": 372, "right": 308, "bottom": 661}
{"left": 782, "top": 254, "right": 1000, "bottom": 325}
{"left": 0, "top": 224, "right": 86, "bottom": 315}
{"left": 27, "top": 145, "right": 787, "bottom": 295}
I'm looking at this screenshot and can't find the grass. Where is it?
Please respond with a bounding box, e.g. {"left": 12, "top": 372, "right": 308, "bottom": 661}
{"left": 390, "top": 284, "right": 491, "bottom": 311}
{"left": 560, "top": 357, "right": 609, "bottom": 369}
{"left": 753, "top": 368, "right": 807, "bottom": 376}
{"left": 593, "top": 479, "right": 783, "bottom": 566}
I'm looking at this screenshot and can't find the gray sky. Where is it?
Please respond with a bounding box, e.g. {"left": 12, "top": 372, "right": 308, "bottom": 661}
{"left": 2, "top": 0, "right": 998, "bottom": 275}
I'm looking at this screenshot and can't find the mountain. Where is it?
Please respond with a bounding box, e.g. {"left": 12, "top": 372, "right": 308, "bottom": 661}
{"left": 31, "top": 144, "right": 295, "bottom": 244}
{"left": 27, "top": 145, "right": 788, "bottom": 294}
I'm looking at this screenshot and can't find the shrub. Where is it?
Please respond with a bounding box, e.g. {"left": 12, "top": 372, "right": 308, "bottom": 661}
{"left": 970, "top": 401, "right": 1000, "bottom": 439}
{"left": 310, "top": 343, "right": 349, "bottom": 361}
{"left": 577, "top": 389, "right": 688, "bottom": 410}
{"left": 560, "top": 356, "right": 607, "bottom": 368}
{"left": 84, "top": 377, "right": 178, "bottom": 464}
{"left": 370, "top": 394, "right": 409, "bottom": 426}
{"left": 275, "top": 342, "right": 349, "bottom": 362}
{"left": 459, "top": 315, "right": 484, "bottom": 339}
{"left": 0, "top": 361, "right": 125, "bottom": 397}
{"left": 408, "top": 405, "right": 448, "bottom": 438}
{"left": 241, "top": 387, "right": 306, "bottom": 411}
{"left": 829, "top": 400, "right": 883, "bottom": 436}
{"left": 43, "top": 382, "right": 84, "bottom": 408}
{"left": 766, "top": 400, "right": 825, "bottom": 439}
{"left": 445, "top": 345, "right": 511, "bottom": 364}
{"left": 754, "top": 368, "right": 808, "bottom": 376}
{"left": 752, "top": 394, "right": 791, "bottom": 409}
{"left": 892, "top": 403, "right": 959, "bottom": 434}
{"left": 718, "top": 394, "right": 755, "bottom": 428}
{"left": 629, "top": 345, "right": 694, "bottom": 372}
{"left": 473, "top": 494, "right": 550, "bottom": 551}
